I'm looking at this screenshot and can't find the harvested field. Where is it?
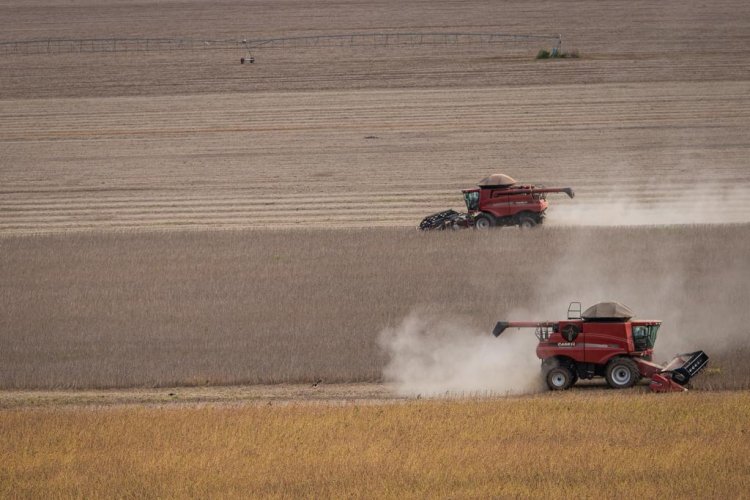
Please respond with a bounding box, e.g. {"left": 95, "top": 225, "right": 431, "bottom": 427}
{"left": 1, "top": 83, "right": 749, "bottom": 233}
{"left": 1, "top": 0, "right": 749, "bottom": 99}
{"left": 2, "top": 392, "right": 749, "bottom": 498}
{"left": 1, "top": 225, "right": 748, "bottom": 390}
{"left": 1, "top": 1, "right": 749, "bottom": 233}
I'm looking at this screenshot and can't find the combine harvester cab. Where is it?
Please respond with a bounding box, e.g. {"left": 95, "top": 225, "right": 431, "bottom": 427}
{"left": 492, "top": 301, "right": 709, "bottom": 392}
{"left": 419, "top": 173, "right": 574, "bottom": 230}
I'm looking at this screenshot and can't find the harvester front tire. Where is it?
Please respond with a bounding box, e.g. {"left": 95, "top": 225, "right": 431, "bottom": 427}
{"left": 474, "top": 214, "right": 494, "bottom": 230}
{"left": 605, "top": 357, "right": 640, "bottom": 389}
{"left": 518, "top": 216, "right": 537, "bottom": 229}
{"left": 545, "top": 365, "right": 574, "bottom": 391}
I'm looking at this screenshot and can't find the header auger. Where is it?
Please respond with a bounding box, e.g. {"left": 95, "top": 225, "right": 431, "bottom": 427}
{"left": 493, "top": 301, "right": 709, "bottom": 392}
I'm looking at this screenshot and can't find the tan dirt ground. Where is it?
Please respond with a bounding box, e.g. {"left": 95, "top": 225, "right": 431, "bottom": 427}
{"left": 1, "top": 0, "right": 749, "bottom": 232}
{"left": 2, "top": 82, "right": 749, "bottom": 232}
{"left": 0, "top": 379, "right": 671, "bottom": 410}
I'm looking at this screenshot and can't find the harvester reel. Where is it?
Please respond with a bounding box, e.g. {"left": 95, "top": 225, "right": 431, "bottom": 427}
{"left": 418, "top": 209, "right": 473, "bottom": 230}
{"left": 671, "top": 370, "right": 689, "bottom": 385}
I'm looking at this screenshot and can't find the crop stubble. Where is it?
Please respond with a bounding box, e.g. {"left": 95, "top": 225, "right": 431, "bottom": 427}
{"left": 2, "top": 83, "right": 749, "bottom": 232}
{"left": 1, "top": 0, "right": 750, "bottom": 232}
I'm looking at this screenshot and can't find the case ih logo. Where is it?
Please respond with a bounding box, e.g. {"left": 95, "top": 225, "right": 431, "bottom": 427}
{"left": 557, "top": 342, "right": 575, "bottom": 347}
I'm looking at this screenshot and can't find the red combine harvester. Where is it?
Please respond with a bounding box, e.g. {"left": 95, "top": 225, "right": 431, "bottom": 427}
{"left": 419, "top": 173, "right": 574, "bottom": 230}
{"left": 492, "top": 302, "right": 709, "bottom": 392}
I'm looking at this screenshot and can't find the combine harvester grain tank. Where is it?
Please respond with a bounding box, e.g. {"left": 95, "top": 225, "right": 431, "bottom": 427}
{"left": 492, "top": 301, "right": 709, "bottom": 392}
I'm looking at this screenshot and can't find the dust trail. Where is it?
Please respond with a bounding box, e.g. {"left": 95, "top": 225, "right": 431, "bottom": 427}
{"left": 548, "top": 183, "right": 750, "bottom": 226}
{"left": 378, "top": 311, "right": 544, "bottom": 396}
{"left": 520, "top": 226, "right": 750, "bottom": 363}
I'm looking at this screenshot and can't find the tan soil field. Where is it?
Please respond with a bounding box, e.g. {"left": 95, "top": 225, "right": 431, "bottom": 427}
{"left": 1, "top": 0, "right": 750, "bottom": 232}
{"left": 2, "top": 82, "right": 750, "bottom": 232}
{"left": 0, "top": 383, "right": 401, "bottom": 410}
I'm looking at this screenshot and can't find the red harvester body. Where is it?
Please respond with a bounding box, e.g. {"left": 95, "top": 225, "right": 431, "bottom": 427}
{"left": 463, "top": 184, "right": 574, "bottom": 229}
{"left": 492, "top": 301, "right": 709, "bottom": 392}
{"left": 419, "top": 174, "right": 574, "bottom": 230}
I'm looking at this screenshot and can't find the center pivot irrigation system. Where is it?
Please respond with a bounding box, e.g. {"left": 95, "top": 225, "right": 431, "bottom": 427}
{"left": 0, "top": 31, "right": 563, "bottom": 62}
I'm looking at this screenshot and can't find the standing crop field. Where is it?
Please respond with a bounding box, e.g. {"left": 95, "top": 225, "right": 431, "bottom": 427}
{"left": 2, "top": 392, "right": 749, "bottom": 498}
{"left": 1, "top": 225, "right": 748, "bottom": 390}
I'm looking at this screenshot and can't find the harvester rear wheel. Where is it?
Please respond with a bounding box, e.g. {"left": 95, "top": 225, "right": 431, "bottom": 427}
{"left": 545, "top": 365, "right": 574, "bottom": 390}
{"left": 605, "top": 357, "right": 640, "bottom": 389}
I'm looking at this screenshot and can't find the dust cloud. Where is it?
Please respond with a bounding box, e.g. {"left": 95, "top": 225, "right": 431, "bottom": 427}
{"left": 379, "top": 223, "right": 749, "bottom": 394}
{"left": 538, "top": 179, "right": 750, "bottom": 362}
{"left": 517, "top": 226, "right": 749, "bottom": 363}
{"left": 378, "top": 311, "right": 544, "bottom": 396}
{"left": 548, "top": 183, "right": 750, "bottom": 226}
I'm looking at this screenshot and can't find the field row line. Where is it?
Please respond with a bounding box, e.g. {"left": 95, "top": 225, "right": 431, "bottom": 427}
{"left": 0, "top": 215, "right": 422, "bottom": 231}
{"left": 1, "top": 184, "right": 746, "bottom": 203}
{"left": 4, "top": 98, "right": 747, "bottom": 120}
{"left": 1, "top": 194, "right": 748, "bottom": 213}
{"left": 1, "top": 186, "right": 747, "bottom": 203}
{"left": 5, "top": 123, "right": 748, "bottom": 142}
{"left": 5, "top": 214, "right": 750, "bottom": 233}
{"left": 4, "top": 107, "right": 748, "bottom": 131}
{"left": 2, "top": 202, "right": 747, "bottom": 225}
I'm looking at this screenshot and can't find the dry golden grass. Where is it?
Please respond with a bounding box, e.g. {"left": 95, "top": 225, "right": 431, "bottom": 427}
{"left": 1, "top": 224, "right": 748, "bottom": 389}
{"left": 1, "top": 392, "right": 749, "bottom": 498}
